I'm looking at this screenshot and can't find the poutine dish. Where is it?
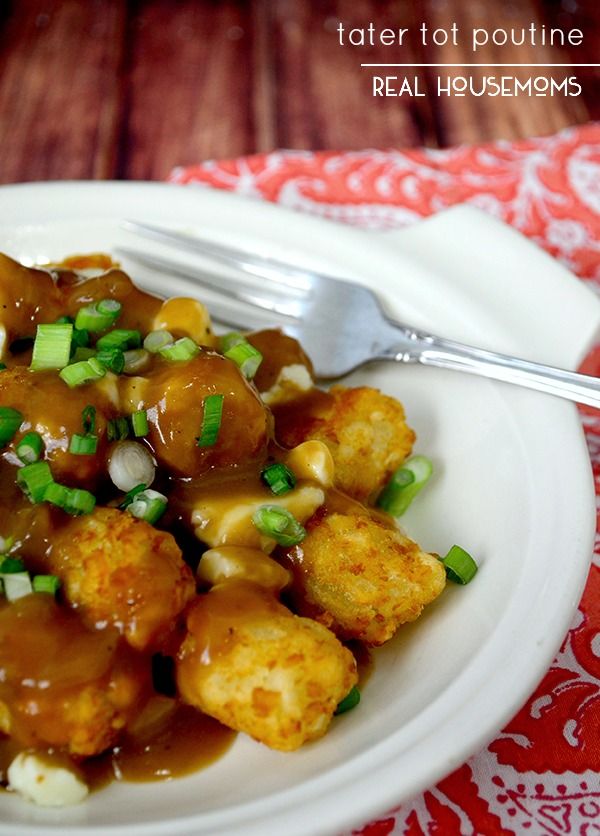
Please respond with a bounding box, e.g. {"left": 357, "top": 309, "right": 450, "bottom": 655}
{"left": 0, "top": 252, "right": 470, "bottom": 807}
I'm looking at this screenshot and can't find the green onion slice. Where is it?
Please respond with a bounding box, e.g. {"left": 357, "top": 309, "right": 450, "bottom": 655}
{"left": 74, "top": 299, "right": 122, "bottom": 332}
{"left": 0, "top": 557, "right": 26, "bottom": 574}
{"left": 71, "top": 327, "right": 90, "bottom": 351}
{"left": 127, "top": 489, "right": 167, "bottom": 525}
{"left": 96, "top": 346, "right": 125, "bottom": 374}
{"left": 70, "top": 346, "right": 96, "bottom": 363}
{"left": 196, "top": 395, "right": 224, "bottom": 447}
{"left": 159, "top": 337, "right": 200, "bottom": 362}
{"left": 16, "top": 431, "right": 44, "bottom": 464}
{"left": 3, "top": 572, "right": 33, "bottom": 602}
{"left": 30, "top": 323, "right": 73, "bottom": 371}
{"left": 224, "top": 340, "right": 262, "bottom": 380}
{"left": 69, "top": 433, "right": 98, "bottom": 455}
{"left": 59, "top": 356, "right": 106, "bottom": 387}
{"left": 43, "top": 483, "right": 96, "bottom": 516}
{"left": 0, "top": 407, "right": 23, "bottom": 447}
{"left": 251, "top": 505, "right": 306, "bottom": 547}
{"left": 123, "top": 348, "right": 151, "bottom": 375}
{"left": 335, "top": 685, "right": 361, "bottom": 715}
{"left": 54, "top": 315, "right": 74, "bottom": 325}
{"left": 220, "top": 332, "right": 246, "bottom": 353}
{"left": 82, "top": 405, "right": 96, "bottom": 435}
{"left": 107, "top": 417, "right": 130, "bottom": 442}
{"left": 96, "top": 329, "right": 142, "bottom": 351}
{"left": 131, "top": 409, "right": 149, "bottom": 438}
{"left": 119, "top": 483, "right": 147, "bottom": 509}
{"left": 377, "top": 455, "right": 433, "bottom": 517}
{"left": 261, "top": 463, "right": 296, "bottom": 496}
{"left": 143, "top": 330, "right": 173, "bottom": 354}
{"left": 441, "top": 545, "right": 478, "bottom": 585}
{"left": 33, "top": 574, "right": 61, "bottom": 595}
{"left": 17, "top": 461, "right": 53, "bottom": 504}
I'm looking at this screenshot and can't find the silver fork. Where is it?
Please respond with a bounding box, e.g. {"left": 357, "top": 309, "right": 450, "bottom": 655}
{"left": 119, "top": 220, "right": 600, "bottom": 409}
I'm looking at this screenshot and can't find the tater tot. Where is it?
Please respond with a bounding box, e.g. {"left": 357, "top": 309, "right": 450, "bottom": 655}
{"left": 273, "top": 386, "right": 415, "bottom": 503}
{"left": 134, "top": 352, "right": 272, "bottom": 478}
{"left": 176, "top": 581, "right": 357, "bottom": 751}
{"left": 283, "top": 510, "right": 446, "bottom": 646}
{"left": 49, "top": 508, "right": 195, "bottom": 651}
{"left": 0, "top": 367, "right": 116, "bottom": 487}
{"left": 0, "top": 595, "right": 148, "bottom": 756}
{"left": 0, "top": 254, "right": 63, "bottom": 359}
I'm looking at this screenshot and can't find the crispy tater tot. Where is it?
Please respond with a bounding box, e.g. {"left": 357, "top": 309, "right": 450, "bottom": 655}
{"left": 49, "top": 508, "right": 195, "bottom": 651}
{"left": 0, "top": 595, "right": 148, "bottom": 756}
{"left": 273, "top": 386, "right": 416, "bottom": 503}
{"left": 283, "top": 510, "right": 446, "bottom": 646}
{"left": 134, "top": 352, "right": 272, "bottom": 478}
{"left": 0, "top": 254, "right": 63, "bottom": 360}
{"left": 177, "top": 581, "right": 357, "bottom": 751}
{"left": 0, "top": 367, "right": 115, "bottom": 487}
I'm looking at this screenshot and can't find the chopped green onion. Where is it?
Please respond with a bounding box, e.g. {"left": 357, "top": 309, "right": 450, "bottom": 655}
{"left": 127, "top": 489, "right": 167, "bottom": 525}
{"left": 43, "top": 483, "right": 96, "bottom": 516}
{"left": 30, "top": 323, "right": 73, "bottom": 371}
{"left": 70, "top": 346, "right": 96, "bottom": 363}
{"left": 261, "top": 463, "right": 296, "bottom": 496}
{"left": 224, "top": 340, "right": 262, "bottom": 380}
{"left": 251, "top": 505, "right": 306, "bottom": 547}
{"left": 377, "top": 455, "right": 433, "bottom": 517}
{"left": 69, "top": 433, "right": 98, "bottom": 455}
{"left": 16, "top": 431, "right": 44, "bottom": 464}
{"left": 3, "top": 572, "right": 33, "bottom": 601}
{"left": 119, "top": 483, "right": 147, "bottom": 509}
{"left": 123, "top": 348, "right": 151, "bottom": 374}
{"left": 96, "top": 329, "right": 142, "bottom": 351}
{"left": 335, "top": 685, "right": 361, "bottom": 715}
{"left": 33, "top": 574, "right": 61, "bottom": 595}
{"left": 0, "top": 536, "right": 14, "bottom": 554}
{"left": 0, "top": 557, "right": 26, "bottom": 574}
{"left": 159, "top": 337, "right": 200, "bottom": 362}
{"left": 16, "top": 461, "right": 53, "bottom": 503}
{"left": 220, "top": 332, "right": 246, "bottom": 353}
{"left": 71, "top": 327, "right": 90, "bottom": 351}
{"left": 82, "top": 405, "right": 96, "bottom": 435}
{"left": 196, "top": 395, "right": 224, "bottom": 447}
{"left": 0, "top": 407, "right": 23, "bottom": 447}
{"left": 96, "top": 346, "right": 125, "bottom": 374}
{"left": 107, "top": 417, "right": 130, "bottom": 441}
{"left": 74, "top": 299, "right": 122, "bottom": 332}
{"left": 55, "top": 315, "right": 73, "bottom": 325}
{"left": 131, "top": 410, "right": 149, "bottom": 437}
{"left": 143, "top": 330, "right": 173, "bottom": 353}
{"left": 441, "top": 545, "right": 478, "bottom": 585}
{"left": 59, "top": 356, "right": 106, "bottom": 387}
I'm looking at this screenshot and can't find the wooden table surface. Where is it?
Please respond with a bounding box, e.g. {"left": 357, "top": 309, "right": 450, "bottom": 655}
{"left": 0, "top": 0, "right": 598, "bottom": 184}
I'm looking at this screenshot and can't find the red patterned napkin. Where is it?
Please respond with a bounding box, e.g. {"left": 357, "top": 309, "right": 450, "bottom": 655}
{"left": 169, "top": 123, "right": 600, "bottom": 835}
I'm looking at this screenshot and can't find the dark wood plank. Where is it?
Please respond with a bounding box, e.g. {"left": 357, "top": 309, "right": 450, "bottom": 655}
{"left": 270, "top": 0, "right": 436, "bottom": 150}
{"left": 419, "top": 0, "right": 590, "bottom": 146}
{"left": 0, "top": 0, "right": 596, "bottom": 185}
{"left": 543, "top": 0, "right": 600, "bottom": 122}
{"left": 119, "top": 0, "right": 261, "bottom": 180}
{"left": 0, "top": 0, "right": 127, "bottom": 183}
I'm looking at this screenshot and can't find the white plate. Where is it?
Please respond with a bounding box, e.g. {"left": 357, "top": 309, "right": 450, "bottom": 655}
{"left": 0, "top": 182, "right": 598, "bottom": 836}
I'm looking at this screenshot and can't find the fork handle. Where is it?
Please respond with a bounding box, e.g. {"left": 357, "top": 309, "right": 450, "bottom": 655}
{"left": 385, "top": 330, "right": 600, "bottom": 409}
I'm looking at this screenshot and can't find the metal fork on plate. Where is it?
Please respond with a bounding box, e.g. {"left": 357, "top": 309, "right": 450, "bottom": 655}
{"left": 118, "top": 221, "right": 600, "bottom": 409}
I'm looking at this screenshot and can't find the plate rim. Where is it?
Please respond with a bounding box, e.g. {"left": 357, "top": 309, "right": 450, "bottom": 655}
{"left": 0, "top": 180, "right": 596, "bottom": 836}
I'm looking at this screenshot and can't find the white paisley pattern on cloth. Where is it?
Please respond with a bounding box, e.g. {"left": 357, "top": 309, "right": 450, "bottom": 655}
{"left": 169, "top": 123, "right": 600, "bottom": 836}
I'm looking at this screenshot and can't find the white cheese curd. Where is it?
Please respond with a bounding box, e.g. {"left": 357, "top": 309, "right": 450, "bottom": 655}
{"left": 7, "top": 751, "right": 89, "bottom": 807}
{"left": 260, "top": 364, "right": 313, "bottom": 406}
